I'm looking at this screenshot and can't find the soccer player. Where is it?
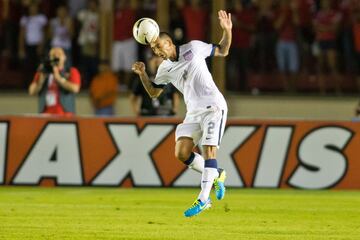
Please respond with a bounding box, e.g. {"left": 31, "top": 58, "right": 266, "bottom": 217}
{"left": 132, "top": 10, "right": 232, "bottom": 217}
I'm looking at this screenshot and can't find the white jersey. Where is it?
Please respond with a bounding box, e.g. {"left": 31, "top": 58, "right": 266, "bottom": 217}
{"left": 20, "top": 14, "right": 47, "bottom": 45}
{"left": 153, "top": 41, "right": 227, "bottom": 113}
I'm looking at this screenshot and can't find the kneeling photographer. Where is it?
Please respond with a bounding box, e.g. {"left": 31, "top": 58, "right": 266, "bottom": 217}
{"left": 28, "top": 47, "right": 81, "bottom": 115}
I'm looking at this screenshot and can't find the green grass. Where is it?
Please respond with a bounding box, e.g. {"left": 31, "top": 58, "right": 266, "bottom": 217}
{"left": 0, "top": 187, "right": 359, "bottom": 240}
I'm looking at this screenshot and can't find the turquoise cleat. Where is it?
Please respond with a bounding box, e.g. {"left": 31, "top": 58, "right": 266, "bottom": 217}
{"left": 184, "top": 198, "right": 212, "bottom": 217}
{"left": 214, "top": 168, "right": 226, "bottom": 200}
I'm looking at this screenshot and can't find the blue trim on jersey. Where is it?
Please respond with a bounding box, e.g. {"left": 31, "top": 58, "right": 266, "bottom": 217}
{"left": 218, "top": 110, "right": 224, "bottom": 145}
{"left": 151, "top": 82, "right": 166, "bottom": 88}
{"left": 211, "top": 44, "right": 220, "bottom": 57}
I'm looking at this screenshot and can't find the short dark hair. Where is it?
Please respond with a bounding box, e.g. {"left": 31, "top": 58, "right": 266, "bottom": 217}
{"left": 159, "top": 32, "right": 174, "bottom": 41}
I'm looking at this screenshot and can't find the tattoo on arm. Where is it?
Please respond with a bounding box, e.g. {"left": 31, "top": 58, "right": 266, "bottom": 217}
{"left": 139, "top": 72, "right": 163, "bottom": 98}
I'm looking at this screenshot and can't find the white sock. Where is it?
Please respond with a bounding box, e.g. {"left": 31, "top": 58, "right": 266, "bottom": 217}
{"left": 198, "top": 167, "right": 219, "bottom": 202}
{"left": 187, "top": 152, "right": 204, "bottom": 173}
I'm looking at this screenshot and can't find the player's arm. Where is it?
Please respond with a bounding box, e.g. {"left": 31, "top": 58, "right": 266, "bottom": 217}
{"left": 214, "top": 10, "right": 232, "bottom": 57}
{"left": 132, "top": 62, "right": 163, "bottom": 98}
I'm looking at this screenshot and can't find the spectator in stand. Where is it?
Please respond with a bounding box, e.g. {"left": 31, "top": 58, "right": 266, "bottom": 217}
{"left": 227, "top": 0, "right": 257, "bottom": 92}
{"left": 169, "top": 0, "right": 186, "bottom": 45}
{"left": 274, "top": 0, "right": 300, "bottom": 92}
{"left": 49, "top": 5, "right": 74, "bottom": 68}
{"left": 68, "top": 0, "right": 87, "bottom": 18}
{"left": 254, "top": 0, "right": 276, "bottom": 73}
{"left": 298, "top": 0, "right": 316, "bottom": 74}
{"left": 130, "top": 55, "right": 180, "bottom": 116}
{"left": 178, "top": 0, "right": 209, "bottom": 41}
{"left": 77, "top": 0, "right": 99, "bottom": 88}
{"left": 39, "top": 0, "right": 67, "bottom": 20}
{"left": 68, "top": 0, "right": 86, "bottom": 69}
{"left": 0, "top": 0, "right": 7, "bottom": 70}
{"left": 313, "top": 0, "right": 342, "bottom": 95}
{"left": 89, "top": 61, "right": 118, "bottom": 116}
{"left": 352, "top": 0, "right": 360, "bottom": 92}
{"left": 111, "top": 0, "right": 137, "bottom": 91}
{"left": 0, "top": 0, "right": 23, "bottom": 70}
{"left": 337, "top": 0, "right": 354, "bottom": 74}
{"left": 18, "top": 2, "right": 47, "bottom": 83}
{"left": 28, "top": 47, "right": 81, "bottom": 116}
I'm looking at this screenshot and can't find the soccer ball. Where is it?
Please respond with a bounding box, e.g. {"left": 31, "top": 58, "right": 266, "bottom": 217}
{"left": 133, "top": 18, "right": 160, "bottom": 45}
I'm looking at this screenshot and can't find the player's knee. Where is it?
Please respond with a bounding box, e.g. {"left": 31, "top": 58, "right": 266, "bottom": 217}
{"left": 175, "top": 148, "right": 191, "bottom": 162}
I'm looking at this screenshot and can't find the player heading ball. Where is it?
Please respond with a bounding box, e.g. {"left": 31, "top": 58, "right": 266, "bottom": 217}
{"left": 132, "top": 10, "right": 232, "bottom": 217}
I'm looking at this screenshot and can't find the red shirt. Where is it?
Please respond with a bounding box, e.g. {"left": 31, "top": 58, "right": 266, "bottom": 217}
{"left": 353, "top": 23, "right": 360, "bottom": 52}
{"left": 298, "top": 0, "right": 315, "bottom": 27}
{"left": 314, "top": 10, "right": 342, "bottom": 41}
{"left": 182, "top": 6, "right": 208, "bottom": 41}
{"left": 232, "top": 8, "right": 257, "bottom": 49}
{"left": 33, "top": 67, "right": 81, "bottom": 115}
{"left": 336, "top": 0, "right": 352, "bottom": 27}
{"left": 275, "top": 8, "right": 297, "bottom": 41}
{"left": 113, "top": 8, "right": 136, "bottom": 41}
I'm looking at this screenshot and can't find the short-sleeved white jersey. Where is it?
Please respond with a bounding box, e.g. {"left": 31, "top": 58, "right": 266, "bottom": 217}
{"left": 153, "top": 40, "right": 227, "bottom": 113}
{"left": 20, "top": 15, "right": 47, "bottom": 45}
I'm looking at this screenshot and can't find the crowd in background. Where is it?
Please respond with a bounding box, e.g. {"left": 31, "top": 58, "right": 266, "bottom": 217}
{"left": 1, "top": 0, "right": 360, "bottom": 97}
{"left": 227, "top": 0, "right": 360, "bottom": 95}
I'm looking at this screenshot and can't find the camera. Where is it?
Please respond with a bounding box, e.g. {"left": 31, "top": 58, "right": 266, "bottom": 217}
{"left": 41, "top": 57, "right": 60, "bottom": 73}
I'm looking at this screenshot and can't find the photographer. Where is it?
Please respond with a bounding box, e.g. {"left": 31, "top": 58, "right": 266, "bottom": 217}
{"left": 28, "top": 47, "right": 81, "bottom": 115}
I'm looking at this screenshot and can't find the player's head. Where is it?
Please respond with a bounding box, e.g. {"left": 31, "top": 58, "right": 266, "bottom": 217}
{"left": 150, "top": 32, "right": 175, "bottom": 60}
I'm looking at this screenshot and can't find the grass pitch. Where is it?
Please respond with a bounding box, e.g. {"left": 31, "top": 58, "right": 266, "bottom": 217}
{"left": 0, "top": 187, "right": 359, "bottom": 240}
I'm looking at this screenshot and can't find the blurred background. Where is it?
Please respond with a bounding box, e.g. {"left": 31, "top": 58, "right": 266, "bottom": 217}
{"left": 0, "top": 0, "right": 359, "bottom": 119}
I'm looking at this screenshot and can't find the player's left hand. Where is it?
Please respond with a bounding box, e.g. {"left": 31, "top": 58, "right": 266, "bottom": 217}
{"left": 218, "top": 10, "right": 232, "bottom": 31}
{"left": 132, "top": 62, "right": 146, "bottom": 75}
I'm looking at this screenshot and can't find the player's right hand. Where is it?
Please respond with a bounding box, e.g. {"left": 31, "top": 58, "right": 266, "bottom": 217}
{"left": 132, "top": 62, "right": 146, "bottom": 75}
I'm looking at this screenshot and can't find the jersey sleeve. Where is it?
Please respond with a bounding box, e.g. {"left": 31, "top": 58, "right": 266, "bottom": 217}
{"left": 69, "top": 67, "right": 81, "bottom": 87}
{"left": 190, "top": 40, "right": 217, "bottom": 58}
{"left": 153, "top": 63, "right": 170, "bottom": 88}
